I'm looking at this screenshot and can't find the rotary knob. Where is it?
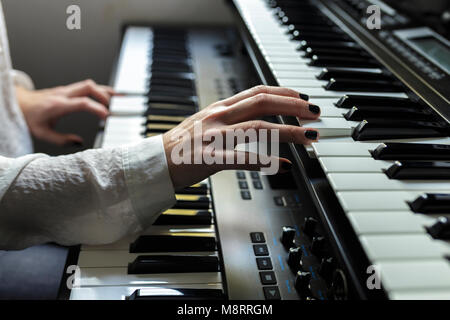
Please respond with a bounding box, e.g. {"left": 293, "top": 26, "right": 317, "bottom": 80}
{"left": 302, "top": 217, "right": 318, "bottom": 237}
{"left": 294, "top": 271, "right": 312, "bottom": 299}
{"left": 281, "top": 226, "right": 296, "bottom": 249}
{"left": 287, "top": 247, "right": 302, "bottom": 271}
{"left": 318, "top": 257, "right": 335, "bottom": 283}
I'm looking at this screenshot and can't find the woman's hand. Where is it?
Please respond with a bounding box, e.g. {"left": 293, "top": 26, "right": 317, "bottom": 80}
{"left": 163, "top": 85, "right": 321, "bottom": 190}
{"left": 16, "top": 79, "right": 115, "bottom": 146}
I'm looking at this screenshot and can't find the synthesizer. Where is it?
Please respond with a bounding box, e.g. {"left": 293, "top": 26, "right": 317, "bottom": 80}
{"left": 229, "top": 0, "right": 450, "bottom": 300}
{"left": 63, "top": 0, "right": 450, "bottom": 300}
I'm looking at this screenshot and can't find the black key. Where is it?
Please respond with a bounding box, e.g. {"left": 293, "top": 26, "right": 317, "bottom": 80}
{"left": 309, "top": 55, "right": 379, "bottom": 68}
{"left": 384, "top": 161, "right": 450, "bottom": 179}
{"left": 409, "top": 193, "right": 450, "bottom": 213}
{"left": 317, "top": 68, "right": 391, "bottom": 81}
{"left": 128, "top": 255, "right": 219, "bottom": 274}
{"left": 151, "top": 71, "right": 195, "bottom": 81}
{"left": 292, "top": 31, "right": 350, "bottom": 42}
{"left": 150, "top": 85, "right": 195, "bottom": 97}
{"left": 352, "top": 119, "right": 449, "bottom": 141}
{"left": 152, "top": 56, "right": 192, "bottom": 65}
{"left": 305, "top": 47, "right": 367, "bottom": 59}
{"left": 148, "top": 95, "right": 197, "bottom": 106}
{"left": 344, "top": 105, "right": 434, "bottom": 121}
{"left": 145, "top": 123, "right": 177, "bottom": 134}
{"left": 150, "top": 78, "right": 194, "bottom": 90}
{"left": 151, "top": 64, "right": 192, "bottom": 73}
{"left": 153, "top": 209, "right": 212, "bottom": 225}
{"left": 128, "top": 288, "right": 224, "bottom": 300}
{"left": 176, "top": 184, "right": 208, "bottom": 195}
{"left": 426, "top": 217, "right": 450, "bottom": 239}
{"left": 371, "top": 143, "right": 450, "bottom": 160}
{"left": 335, "top": 95, "right": 417, "bottom": 108}
{"left": 297, "top": 40, "right": 361, "bottom": 51}
{"left": 325, "top": 78, "right": 404, "bottom": 92}
{"left": 146, "top": 105, "right": 195, "bottom": 117}
{"left": 288, "top": 24, "right": 345, "bottom": 35}
{"left": 281, "top": 16, "right": 334, "bottom": 27}
{"left": 129, "top": 235, "right": 216, "bottom": 253}
{"left": 174, "top": 195, "right": 210, "bottom": 209}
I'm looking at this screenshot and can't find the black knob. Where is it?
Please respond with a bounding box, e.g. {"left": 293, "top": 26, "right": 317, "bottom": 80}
{"left": 294, "top": 271, "right": 312, "bottom": 298}
{"left": 426, "top": 217, "right": 450, "bottom": 239}
{"left": 281, "top": 226, "right": 296, "bottom": 249}
{"left": 310, "top": 236, "right": 326, "bottom": 257}
{"left": 287, "top": 247, "right": 302, "bottom": 271}
{"left": 302, "top": 217, "right": 318, "bottom": 237}
{"left": 318, "top": 257, "right": 335, "bottom": 282}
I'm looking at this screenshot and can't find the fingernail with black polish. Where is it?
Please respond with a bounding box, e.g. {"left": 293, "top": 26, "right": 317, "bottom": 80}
{"left": 309, "top": 104, "right": 320, "bottom": 115}
{"left": 282, "top": 161, "right": 292, "bottom": 171}
{"left": 299, "top": 93, "right": 309, "bottom": 101}
{"left": 305, "top": 130, "right": 318, "bottom": 140}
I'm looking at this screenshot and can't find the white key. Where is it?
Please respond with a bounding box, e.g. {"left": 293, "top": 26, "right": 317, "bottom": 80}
{"left": 114, "top": 27, "right": 152, "bottom": 95}
{"left": 70, "top": 284, "right": 223, "bottom": 300}
{"left": 77, "top": 268, "right": 222, "bottom": 287}
{"left": 328, "top": 173, "right": 450, "bottom": 191}
{"left": 102, "top": 116, "right": 145, "bottom": 148}
{"left": 319, "top": 157, "right": 393, "bottom": 173}
{"left": 277, "top": 78, "right": 328, "bottom": 88}
{"left": 359, "top": 234, "right": 450, "bottom": 261}
{"left": 298, "top": 117, "right": 357, "bottom": 137}
{"left": 336, "top": 191, "right": 424, "bottom": 211}
{"left": 389, "top": 289, "right": 450, "bottom": 300}
{"left": 378, "top": 260, "right": 450, "bottom": 292}
{"left": 347, "top": 211, "right": 437, "bottom": 235}
{"left": 110, "top": 96, "right": 147, "bottom": 116}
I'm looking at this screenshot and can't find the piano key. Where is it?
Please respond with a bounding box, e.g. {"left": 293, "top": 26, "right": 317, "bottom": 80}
{"left": 147, "top": 114, "right": 187, "bottom": 124}
{"left": 335, "top": 95, "right": 418, "bottom": 108}
{"left": 347, "top": 211, "right": 434, "bottom": 235}
{"left": 297, "top": 40, "right": 362, "bottom": 51}
{"left": 286, "top": 86, "right": 409, "bottom": 98}
{"left": 344, "top": 105, "right": 434, "bottom": 121}
{"left": 176, "top": 184, "right": 209, "bottom": 195}
{"left": 174, "top": 194, "right": 211, "bottom": 209}
{"left": 337, "top": 191, "right": 434, "bottom": 211}
{"left": 127, "top": 287, "right": 225, "bottom": 300}
{"left": 148, "top": 95, "right": 197, "bottom": 106}
{"left": 359, "top": 234, "right": 449, "bottom": 260}
{"left": 153, "top": 209, "right": 212, "bottom": 226}
{"left": 352, "top": 119, "right": 449, "bottom": 141}
{"left": 325, "top": 78, "right": 404, "bottom": 92}
{"left": 77, "top": 267, "right": 222, "bottom": 287}
{"left": 70, "top": 284, "right": 223, "bottom": 300}
{"left": 110, "top": 96, "right": 147, "bottom": 116}
{"left": 371, "top": 143, "right": 450, "bottom": 160}
{"left": 129, "top": 234, "right": 216, "bottom": 253}
{"left": 328, "top": 173, "right": 450, "bottom": 191}
{"left": 319, "top": 157, "right": 393, "bottom": 173}
{"left": 378, "top": 260, "right": 450, "bottom": 292}
{"left": 316, "top": 68, "right": 389, "bottom": 81}
{"left": 309, "top": 55, "right": 379, "bottom": 68}
{"left": 409, "top": 193, "right": 450, "bottom": 214}
{"left": 291, "top": 31, "right": 351, "bottom": 42}
{"left": 426, "top": 217, "right": 450, "bottom": 240}
{"left": 384, "top": 161, "right": 450, "bottom": 180}
{"left": 297, "top": 117, "right": 356, "bottom": 137}
{"left": 128, "top": 255, "right": 219, "bottom": 274}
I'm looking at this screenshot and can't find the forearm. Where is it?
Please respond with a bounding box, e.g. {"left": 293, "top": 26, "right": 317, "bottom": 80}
{"left": 0, "top": 136, "right": 176, "bottom": 250}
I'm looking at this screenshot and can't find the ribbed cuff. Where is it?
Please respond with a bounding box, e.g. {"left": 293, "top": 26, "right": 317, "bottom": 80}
{"left": 122, "top": 135, "right": 176, "bottom": 229}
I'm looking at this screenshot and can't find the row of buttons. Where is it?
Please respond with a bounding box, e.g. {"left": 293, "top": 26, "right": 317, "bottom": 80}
{"left": 250, "top": 232, "right": 281, "bottom": 300}
{"left": 237, "top": 171, "right": 264, "bottom": 200}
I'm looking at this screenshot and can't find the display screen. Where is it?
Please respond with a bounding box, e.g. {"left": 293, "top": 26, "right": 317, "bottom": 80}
{"left": 411, "top": 36, "right": 450, "bottom": 73}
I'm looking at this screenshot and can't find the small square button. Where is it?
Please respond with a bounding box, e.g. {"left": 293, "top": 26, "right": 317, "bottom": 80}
{"left": 259, "top": 271, "right": 277, "bottom": 285}
{"left": 256, "top": 257, "right": 272, "bottom": 270}
{"left": 250, "top": 172, "right": 260, "bottom": 179}
{"left": 236, "top": 171, "right": 246, "bottom": 179}
{"left": 241, "top": 191, "right": 251, "bottom": 200}
{"left": 250, "top": 232, "right": 265, "bottom": 243}
{"left": 253, "top": 244, "right": 269, "bottom": 256}
{"left": 239, "top": 181, "right": 249, "bottom": 189}
{"left": 263, "top": 286, "right": 281, "bottom": 300}
{"left": 253, "top": 180, "right": 263, "bottom": 190}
